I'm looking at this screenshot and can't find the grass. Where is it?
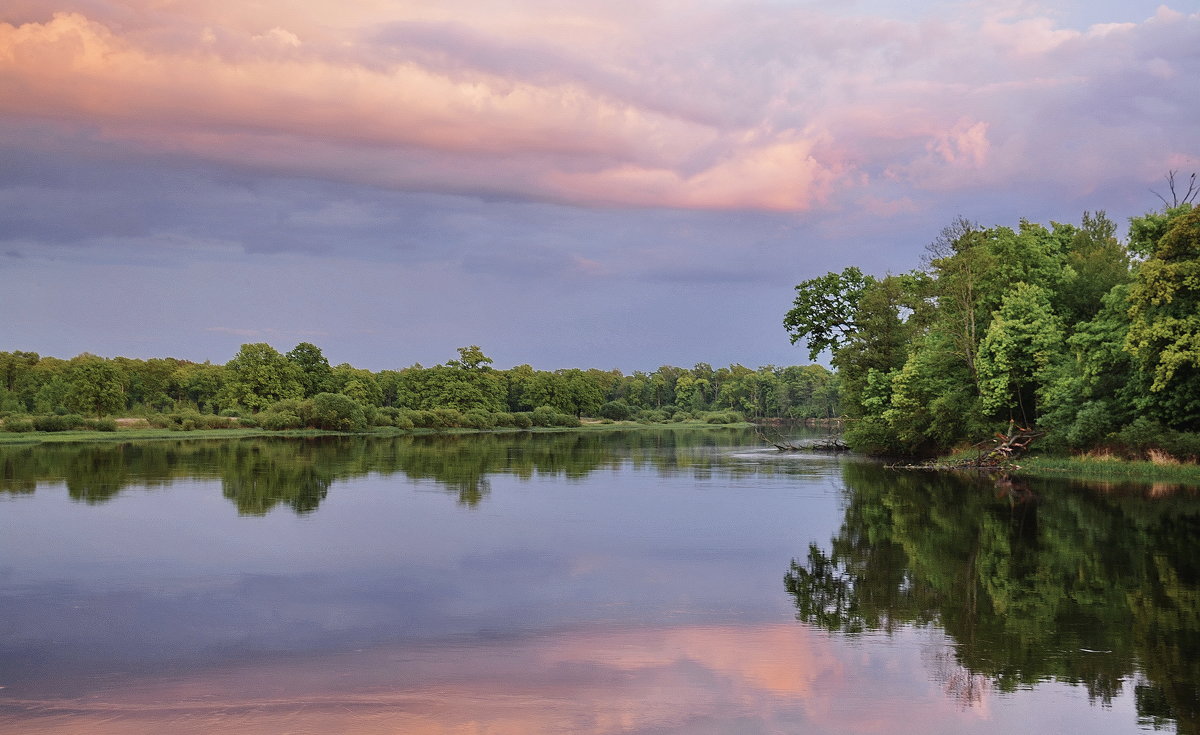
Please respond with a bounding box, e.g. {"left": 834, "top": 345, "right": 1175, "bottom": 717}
{"left": 1014, "top": 453, "right": 1200, "bottom": 484}
{"left": 0, "top": 419, "right": 754, "bottom": 446}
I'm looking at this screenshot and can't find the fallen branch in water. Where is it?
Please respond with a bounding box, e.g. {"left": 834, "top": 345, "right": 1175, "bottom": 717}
{"left": 890, "top": 421, "right": 1041, "bottom": 470}
{"left": 755, "top": 426, "right": 850, "bottom": 452}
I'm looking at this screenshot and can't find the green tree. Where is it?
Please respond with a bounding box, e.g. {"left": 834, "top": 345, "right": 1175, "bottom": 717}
{"left": 446, "top": 345, "right": 493, "bottom": 371}
{"left": 784, "top": 267, "right": 872, "bottom": 360}
{"left": 286, "top": 342, "right": 333, "bottom": 398}
{"left": 64, "top": 354, "right": 126, "bottom": 418}
{"left": 222, "top": 343, "right": 303, "bottom": 412}
{"left": 1126, "top": 207, "right": 1200, "bottom": 428}
{"left": 976, "top": 283, "right": 1065, "bottom": 424}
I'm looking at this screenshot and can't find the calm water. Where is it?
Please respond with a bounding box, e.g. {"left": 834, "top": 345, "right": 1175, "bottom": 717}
{"left": 0, "top": 428, "right": 1197, "bottom": 734}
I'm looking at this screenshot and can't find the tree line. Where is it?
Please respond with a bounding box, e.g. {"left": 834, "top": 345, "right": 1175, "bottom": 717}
{"left": 784, "top": 200, "right": 1200, "bottom": 458}
{"left": 0, "top": 343, "right": 838, "bottom": 432}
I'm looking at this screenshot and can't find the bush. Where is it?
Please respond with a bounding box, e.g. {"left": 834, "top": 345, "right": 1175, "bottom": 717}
{"left": 33, "top": 414, "right": 85, "bottom": 432}
{"left": 310, "top": 393, "right": 368, "bottom": 431}
{"left": 637, "top": 409, "right": 667, "bottom": 424}
{"left": 430, "top": 408, "right": 466, "bottom": 428}
{"left": 3, "top": 417, "right": 35, "bottom": 433}
{"left": 511, "top": 412, "right": 534, "bottom": 429}
{"left": 599, "top": 400, "right": 634, "bottom": 421}
{"left": 531, "top": 405, "right": 578, "bottom": 427}
{"left": 463, "top": 410, "right": 496, "bottom": 429}
{"left": 701, "top": 411, "right": 743, "bottom": 425}
{"left": 83, "top": 417, "right": 118, "bottom": 431}
{"left": 1162, "top": 431, "right": 1200, "bottom": 462}
{"left": 407, "top": 410, "right": 438, "bottom": 428}
{"left": 259, "top": 411, "right": 303, "bottom": 430}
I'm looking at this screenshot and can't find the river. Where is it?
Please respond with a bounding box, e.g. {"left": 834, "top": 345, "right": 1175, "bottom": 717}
{"left": 0, "top": 428, "right": 1196, "bottom": 733}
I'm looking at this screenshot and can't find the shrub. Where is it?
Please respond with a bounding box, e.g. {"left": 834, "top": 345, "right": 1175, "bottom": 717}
{"left": 408, "top": 410, "right": 438, "bottom": 428}
{"left": 201, "top": 414, "right": 234, "bottom": 429}
{"left": 599, "top": 401, "right": 634, "bottom": 421}
{"left": 3, "top": 417, "right": 35, "bottom": 433}
{"left": 530, "top": 406, "right": 581, "bottom": 427}
{"left": 259, "top": 411, "right": 304, "bottom": 430}
{"left": 33, "top": 414, "right": 85, "bottom": 432}
{"left": 83, "top": 417, "right": 118, "bottom": 431}
{"left": 146, "top": 414, "right": 174, "bottom": 429}
{"left": 702, "top": 411, "right": 743, "bottom": 425}
{"left": 637, "top": 409, "right": 667, "bottom": 424}
{"left": 511, "top": 412, "right": 534, "bottom": 429}
{"left": 361, "top": 404, "right": 380, "bottom": 427}
{"left": 463, "top": 410, "right": 495, "bottom": 429}
{"left": 1160, "top": 431, "right": 1200, "bottom": 462}
{"left": 430, "top": 408, "right": 466, "bottom": 429}
{"left": 310, "top": 393, "right": 368, "bottom": 431}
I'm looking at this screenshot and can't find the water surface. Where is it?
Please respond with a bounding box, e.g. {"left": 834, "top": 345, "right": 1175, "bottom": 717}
{"left": 0, "top": 429, "right": 1197, "bottom": 733}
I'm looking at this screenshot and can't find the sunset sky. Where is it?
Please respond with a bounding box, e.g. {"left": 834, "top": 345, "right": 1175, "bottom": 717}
{"left": 1, "top": 0, "right": 1197, "bottom": 371}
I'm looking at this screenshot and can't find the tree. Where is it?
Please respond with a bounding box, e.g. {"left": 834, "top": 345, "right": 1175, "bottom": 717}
{"left": 976, "top": 283, "right": 1065, "bottom": 424}
{"left": 784, "top": 267, "right": 873, "bottom": 360}
{"left": 222, "top": 343, "right": 303, "bottom": 412}
{"left": 1126, "top": 206, "right": 1200, "bottom": 428}
{"left": 287, "top": 342, "right": 333, "bottom": 398}
{"left": 64, "top": 355, "right": 126, "bottom": 418}
{"left": 446, "top": 345, "right": 493, "bottom": 371}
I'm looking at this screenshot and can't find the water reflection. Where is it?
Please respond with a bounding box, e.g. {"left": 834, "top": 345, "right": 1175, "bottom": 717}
{"left": 0, "top": 623, "right": 1112, "bottom": 735}
{"left": 0, "top": 428, "right": 822, "bottom": 513}
{"left": 786, "top": 463, "right": 1200, "bottom": 732}
{"left": 3, "top": 430, "right": 1198, "bottom": 733}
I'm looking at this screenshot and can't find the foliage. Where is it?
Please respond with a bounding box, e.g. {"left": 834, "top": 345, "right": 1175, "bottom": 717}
{"left": 1126, "top": 207, "right": 1200, "bottom": 428}
{"left": 784, "top": 267, "right": 872, "bottom": 360}
{"left": 786, "top": 462, "right": 1200, "bottom": 729}
{"left": 309, "top": 392, "right": 368, "bottom": 431}
{"left": 1, "top": 342, "right": 835, "bottom": 434}
{"left": 64, "top": 355, "right": 125, "bottom": 417}
{"left": 785, "top": 199, "right": 1199, "bottom": 455}
{"left": 222, "top": 343, "right": 303, "bottom": 412}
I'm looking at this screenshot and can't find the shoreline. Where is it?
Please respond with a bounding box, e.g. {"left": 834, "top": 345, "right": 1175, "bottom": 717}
{"left": 0, "top": 420, "right": 758, "bottom": 446}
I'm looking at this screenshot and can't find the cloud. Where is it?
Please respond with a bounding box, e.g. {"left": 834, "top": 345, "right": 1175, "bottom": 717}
{"left": 1, "top": 2, "right": 1190, "bottom": 216}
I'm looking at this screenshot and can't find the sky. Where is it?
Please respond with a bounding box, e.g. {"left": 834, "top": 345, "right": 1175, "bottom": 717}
{"left": 0, "top": 0, "right": 1197, "bottom": 372}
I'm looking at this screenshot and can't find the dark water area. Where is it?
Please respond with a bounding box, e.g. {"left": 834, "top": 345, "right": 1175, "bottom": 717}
{"left": 0, "top": 428, "right": 1197, "bottom": 734}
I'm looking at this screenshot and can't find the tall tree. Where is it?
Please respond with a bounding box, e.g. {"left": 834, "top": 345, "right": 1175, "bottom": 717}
{"left": 286, "top": 342, "right": 333, "bottom": 398}
{"left": 65, "top": 355, "right": 126, "bottom": 418}
{"left": 1126, "top": 206, "right": 1200, "bottom": 429}
{"left": 222, "top": 343, "right": 303, "bottom": 412}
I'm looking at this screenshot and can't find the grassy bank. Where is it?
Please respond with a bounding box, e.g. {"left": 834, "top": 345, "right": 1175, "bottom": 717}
{"left": 0, "top": 419, "right": 755, "bottom": 446}
{"left": 1014, "top": 454, "right": 1200, "bottom": 484}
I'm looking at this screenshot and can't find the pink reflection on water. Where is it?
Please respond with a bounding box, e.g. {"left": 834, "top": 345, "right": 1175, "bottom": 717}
{"left": 0, "top": 624, "right": 999, "bottom": 734}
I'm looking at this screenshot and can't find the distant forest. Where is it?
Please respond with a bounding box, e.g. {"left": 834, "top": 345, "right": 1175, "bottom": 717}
{"left": 0, "top": 343, "right": 838, "bottom": 433}
{"left": 784, "top": 195, "right": 1200, "bottom": 459}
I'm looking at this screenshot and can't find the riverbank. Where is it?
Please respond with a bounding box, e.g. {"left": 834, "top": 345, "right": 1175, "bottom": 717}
{"left": 0, "top": 419, "right": 757, "bottom": 446}
{"left": 1013, "top": 454, "right": 1200, "bottom": 484}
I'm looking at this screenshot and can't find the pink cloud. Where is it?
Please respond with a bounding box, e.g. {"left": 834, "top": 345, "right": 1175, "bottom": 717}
{"left": 0, "top": 623, "right": 990, "bottom": 735}
{"left": 0, "top": 2, "right": 1196, "bottom": 215}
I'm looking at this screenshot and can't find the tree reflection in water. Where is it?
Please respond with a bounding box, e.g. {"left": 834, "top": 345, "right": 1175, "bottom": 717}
{"left": 0, "top": 427, "right": 764, "bottom": 512}
{"left": 785, "top": 462, "right": 1200, "bottom": 733}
